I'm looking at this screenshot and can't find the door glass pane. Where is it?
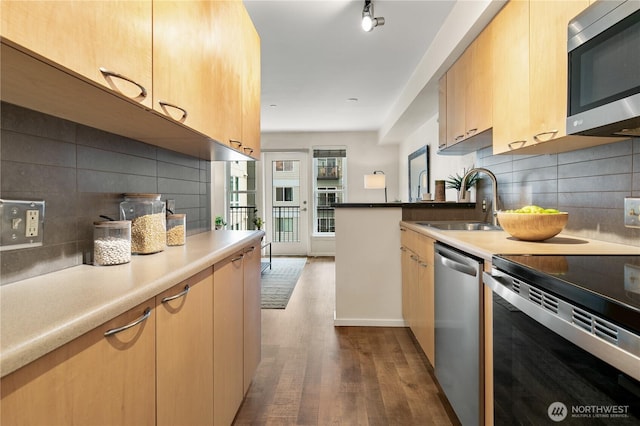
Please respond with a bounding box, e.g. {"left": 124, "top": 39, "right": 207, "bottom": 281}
{"left": 272, "top": 160, "right": 300, "bottom": 242}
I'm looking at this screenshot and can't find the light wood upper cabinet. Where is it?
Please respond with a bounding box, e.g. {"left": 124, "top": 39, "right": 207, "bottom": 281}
{"left": 213, "top": 252, "right": 245, "bottom": 426}
{"left": 153, "top": 1, "right": 222, "bottom": 140}
{"left": 492, "top": 0, "right": 530, "bottom": 153}
{"left": 156, "top": 269, "right": 214, "bottom": 426}
{"left": 1, "top": 302, "right": 156, "bottom": 426}
{"left": 529, "top": 0, "right": 588, "bottom": 142}
{"left": 466, "top": 25, "right": 493, "bottom": 141}
{"left": 492, "top": 0, "right": 590, "bottom": 154}
{"left": 438, "top": 74, "right": 448, "bottom": 150}
{"left": 1, "top": 0, "right": 153, "bottom": 108}
{"left": 446, "top": 50, "right": 469, "bottom": 147}
{"left": 210, "top": 0, "right": 245, "bottom": 150}
{"left": 241, "top": 5, "right": 262, "bottom": 160}
{"left": 441, "top": 24, "right": 493, "bottom": 152}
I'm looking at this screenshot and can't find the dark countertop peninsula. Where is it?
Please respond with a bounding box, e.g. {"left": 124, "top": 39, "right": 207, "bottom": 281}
{"left": 334, "top": 202, "right": 475, "bottom": 208}
{"left": 334, "top": 201, "right": 481, "bottom": 222}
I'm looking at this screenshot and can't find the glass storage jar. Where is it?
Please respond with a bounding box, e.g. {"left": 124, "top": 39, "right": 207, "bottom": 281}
{"left": 93, "top": 220, "right": 131, "bottom": 266}
{"left": 120, "top": 193, "right": 166, "bottom": 254}
{"left": 166, "top": 214, "right": 186, "bottom": 246}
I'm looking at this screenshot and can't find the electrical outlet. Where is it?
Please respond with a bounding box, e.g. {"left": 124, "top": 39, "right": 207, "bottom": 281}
{"left": 0, "top": 199, "right": 45, "bottom": 251}
{"left": 624, "top": 197, "right": 640, "bottom": 228}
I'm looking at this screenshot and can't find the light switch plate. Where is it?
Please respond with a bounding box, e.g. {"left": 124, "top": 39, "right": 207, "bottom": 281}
{"left": 624, "top": 197, "right": 640, "bottom": 228}
{"left": 0, "top": 199, "right": 45, "bottom": 251}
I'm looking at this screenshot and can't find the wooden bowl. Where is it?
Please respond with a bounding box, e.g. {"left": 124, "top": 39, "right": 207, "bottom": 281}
{"left": 497, "top": 212, "right": 568, "bottom": 241}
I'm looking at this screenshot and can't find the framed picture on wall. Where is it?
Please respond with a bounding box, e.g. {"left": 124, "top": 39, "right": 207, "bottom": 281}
{"left": 408, "top": 145, "right": 429, "bottom": 202}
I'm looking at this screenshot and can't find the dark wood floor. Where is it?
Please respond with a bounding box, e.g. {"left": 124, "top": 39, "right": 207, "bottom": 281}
{"left": 234, "top": 257, "right": 458, "bottom": 426}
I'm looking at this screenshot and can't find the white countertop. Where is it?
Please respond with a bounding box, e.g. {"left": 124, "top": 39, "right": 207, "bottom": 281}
{"left": 0, "top": 230, "right": 264, "bottom": 377}
{"left": 400, "top": 221, "right": 640, "bottom": 261}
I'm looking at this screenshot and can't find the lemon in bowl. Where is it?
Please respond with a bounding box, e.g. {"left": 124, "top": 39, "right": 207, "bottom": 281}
{"left": 497, "top": 206, "right": 568, "bottom": 241}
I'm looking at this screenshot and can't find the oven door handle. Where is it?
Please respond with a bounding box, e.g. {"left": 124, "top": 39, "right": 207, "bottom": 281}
{"left": 483, "top": 271, "right": 640, "bottom": 382}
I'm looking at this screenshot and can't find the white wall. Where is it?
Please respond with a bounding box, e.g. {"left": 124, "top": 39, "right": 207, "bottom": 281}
{"left": 259, "top": 131, "right": 399, "bottom": 256}
{"left": 398, "top": 113, "right": 477, "bottom": 202}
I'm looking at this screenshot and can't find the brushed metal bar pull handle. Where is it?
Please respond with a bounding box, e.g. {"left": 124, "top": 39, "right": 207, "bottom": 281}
{"left": 419, "top": 261, "right": 428, "bottom": 268}
{"left": 161, "top": 284, "right": 190, "bottom": 303}
{"left": 232, "top": 255, "right": 244, "bottom": 263}
{"left": 454, "top": 134, "right": 465, "bottom": 142}
{"left": 400, "top": 246, "right": 407, "bottom": 251}
{"left": 230, "top": 139, "right": 243, "bottom": 148}
{"left": 243, "top": 147, "right": 254, "bottom": 155}
{"left": 438, "top": 143, "right": 447, "bottom": 149}
{"left": 158, "top": 101, "right": 188, "bottom": 121}
{"left": 508, "top": 140, "right": 527, "bottom": 150}
{"left": 104, "top": 308, "right": 151, "bottom": 337}
{"left": 99, "top": 67, "right": 147, "bottom": 98}
{"left": 533, "top": 130, "right": 559, "bottom": 142}
{"left": 466, "top": 128, "right": 478, "bottom": 136}
{"left": 245, "top": 246, "right": 256, "bottom": 253}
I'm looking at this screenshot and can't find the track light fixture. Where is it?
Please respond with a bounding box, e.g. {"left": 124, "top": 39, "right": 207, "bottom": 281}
{"left": 361, "top": 0, "right": 385, "bottom": 32}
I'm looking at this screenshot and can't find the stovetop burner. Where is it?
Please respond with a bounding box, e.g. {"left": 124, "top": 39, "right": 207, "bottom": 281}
{"left": 492, "top": 254, "right": 640, "bottom": 334}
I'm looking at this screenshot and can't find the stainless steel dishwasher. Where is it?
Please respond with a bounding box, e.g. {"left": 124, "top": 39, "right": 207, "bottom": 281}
{"left": 434, "top": 243, "right": 483, "bottom": 426}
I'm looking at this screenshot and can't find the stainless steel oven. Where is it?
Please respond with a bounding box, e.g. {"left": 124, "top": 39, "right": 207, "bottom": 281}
{"left": 484, "top": 255, "right": 640, "bottom": 424}
{"left": 567, "top": 0, "right": 640, "bottom": 137}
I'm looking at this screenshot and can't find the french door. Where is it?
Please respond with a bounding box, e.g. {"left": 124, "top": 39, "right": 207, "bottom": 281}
{"left": 263, "top": 152, "right": 309, "bottom": 255}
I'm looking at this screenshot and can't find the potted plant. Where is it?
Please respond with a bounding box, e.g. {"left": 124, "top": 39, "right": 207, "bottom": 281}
{"left": 214, "top": 216, "right": 226, "bottom": 230}
{"left": 445, "top": 168, "right": 480, "bottom": 202}
{"left": 252, "top": 216, "right": 264, "bottom": 230}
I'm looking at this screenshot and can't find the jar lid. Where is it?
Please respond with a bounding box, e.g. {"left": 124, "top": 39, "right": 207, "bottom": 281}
{"left": 123, "top": 193, "right": 161, "bottom": 199}
{"left": 94, "top": 220, "right": 131, "bottom": 227}
{"left": 167, "top": 214, "right": 186, "bottom": 219}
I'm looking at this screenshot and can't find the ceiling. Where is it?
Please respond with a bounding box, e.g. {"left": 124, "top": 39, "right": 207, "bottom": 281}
{"left": 243, "top": 0, "right": 457, "bottom": 136}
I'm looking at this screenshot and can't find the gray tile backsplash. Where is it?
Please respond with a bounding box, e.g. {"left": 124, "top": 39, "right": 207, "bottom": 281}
{"left": 477, "top": 138, "right": 640, "bottom": 247}
{"left": 1, "top": 102, "right": 212, "bottom": 284}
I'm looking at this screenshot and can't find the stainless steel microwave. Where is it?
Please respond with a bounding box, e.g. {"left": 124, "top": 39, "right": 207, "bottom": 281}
{"left": 567, "top": 0, "right": 640, "bottom": 137}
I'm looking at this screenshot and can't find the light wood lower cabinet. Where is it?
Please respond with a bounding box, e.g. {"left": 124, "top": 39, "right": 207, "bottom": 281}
{"left": 156, "top": 268, "right": 214, "bottom": 426}
{"left": 243, "top": 243, "right": 262, "bottom": 393}
{"left": 400, "top": 227, "right": 435, "bottom": 365}
{"left": 1, "top": 240, "right": 262, "bottom": 426}
{"left": 213, "top": 252, "right": 245, "bottom": 426}
{"left": 1, "top": 301, "right": 156, "bottom": 426}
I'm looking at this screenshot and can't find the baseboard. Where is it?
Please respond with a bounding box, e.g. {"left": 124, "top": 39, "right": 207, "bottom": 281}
{"left": 333, "top": 317, "right": 407, "bottom": 327}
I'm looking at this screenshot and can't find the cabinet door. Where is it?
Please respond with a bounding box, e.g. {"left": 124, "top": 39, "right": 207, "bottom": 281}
{"left": 157, "top": 269, "right": 214, "bottom": 426}
{"left": 415, "top": 236, "right": 435, "bottom": 366}
{"left": 466, "top": 25, "right": 493, "bottom": 139}
{"left": 211, "top": 1, "right": 244, "bottom": 149}
{"left": 492, "top": 0, "right": 531, "bottom": 154}
{"left": 241, "top": 5, "right": 262, "bottom": 159}
{"left": 214, "top": 253, "right": 245, "bottom": 426}
{"left": 243, "top": 242, "right": 262, "bottom": 393}
{"left": 1, "top": 0, "right": 152, "bottom": 108}
{"left": 153, "top": 1, "right": 218, "bottom": 137}
{"left": 446, "top": 53, "right": 468, "bottom": 147}
{"left": 438, "top": 74, "right": 448, "bottom": 150}
{"left": 1, "top": 302, "right": 156, "bottom": 426}
{"left": 529, "top": 0, "right": 589, "bottom": 143}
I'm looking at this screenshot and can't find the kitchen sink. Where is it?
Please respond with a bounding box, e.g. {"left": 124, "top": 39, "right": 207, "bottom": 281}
{"left": 417, "top": 221, "right": 501, "bottom": 231}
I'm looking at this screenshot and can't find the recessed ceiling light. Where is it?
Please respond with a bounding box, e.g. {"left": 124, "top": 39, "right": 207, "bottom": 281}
{"left": 269, "top": 104, "right": 277, "bottom": 108}
{"left": 346, "top": 98, "right": 359, "bottom": 103}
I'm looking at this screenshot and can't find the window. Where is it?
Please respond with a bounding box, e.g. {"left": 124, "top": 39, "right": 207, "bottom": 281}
{"left": 313, "top": 148, "right": 346, "bottom": 234}
{"left": 275, "top": 187, "right": 293, "bottom": 202}
{"left": 226, "top": 161, "right": 258, "bottom": 230}
{"left": 275, "top": 160, "right": 294, "bottom": 172}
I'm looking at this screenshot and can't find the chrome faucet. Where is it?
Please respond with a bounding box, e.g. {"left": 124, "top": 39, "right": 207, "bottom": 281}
{"left": 462, "top": 167, "right": 499, "bottom": 226}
